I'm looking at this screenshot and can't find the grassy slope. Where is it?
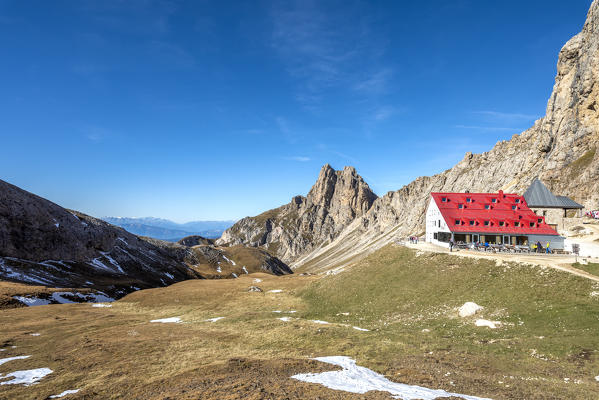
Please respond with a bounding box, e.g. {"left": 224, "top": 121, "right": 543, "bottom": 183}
{"left": 301, "top": 246, "right": 599, "bottom": 397}
{"left": 574, "top": 262, "right": 599, "bottom": 277}
{"left": 1, "top": 246, "right": 598, "bottom": 399}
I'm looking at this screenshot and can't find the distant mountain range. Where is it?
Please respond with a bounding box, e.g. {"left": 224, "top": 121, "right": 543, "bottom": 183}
{"left": 102, "top": 217, "right": 235, "bottom": 241}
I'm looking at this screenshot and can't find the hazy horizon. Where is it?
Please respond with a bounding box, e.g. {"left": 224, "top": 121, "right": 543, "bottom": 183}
{"left": 0, "top": 0, "right": 592, "bottom": 221}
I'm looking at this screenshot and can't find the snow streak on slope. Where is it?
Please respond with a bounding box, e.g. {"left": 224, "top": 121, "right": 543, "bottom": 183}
{"left": 292, "top": 356, "right": 491, "bottom": 400}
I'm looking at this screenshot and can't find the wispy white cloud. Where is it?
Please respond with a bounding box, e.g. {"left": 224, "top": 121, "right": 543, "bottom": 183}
{"left": 473, "top": 111, "right": 539, "bottom": 120}
{"left": 284, "top": 156, "right": 311, "bottom": 162}
{"left": 275, "top": 116, "right": 300, "bottom": 144}
{"left": 81, "top": 125, "right": 112, "bottom": 143}
{"left": 373, "top": 105, "right": 397, "bottom": 121}
{"left": 455, "top": 124, "right": 523, "bottom": 132}
{"left": 270, "top": 1, "right": 391, "bottom": 110}
{"left": 331, "top": 150, "right": 357, "bottom": 163}
{"left": 354, "top": 68, "right": 393, "bottom": 95}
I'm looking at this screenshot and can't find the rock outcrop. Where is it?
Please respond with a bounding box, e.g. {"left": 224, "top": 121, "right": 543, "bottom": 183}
{"left": 177, "top": 235, "right": 215, "bottom": 247}
{"left": 220, "top": 1, "right": 599, "bottom": 272}
{"left": 217, "top": 165, "right": 378, "bottom": 262}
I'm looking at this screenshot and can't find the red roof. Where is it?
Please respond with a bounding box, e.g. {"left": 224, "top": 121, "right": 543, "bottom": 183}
{"left": 431, "top": 191, "right": 559, "bottom": 236}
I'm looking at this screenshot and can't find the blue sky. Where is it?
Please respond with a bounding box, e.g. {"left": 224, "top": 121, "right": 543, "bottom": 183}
{"left": 0, "top": 1, "right": 592, "bottom": 222}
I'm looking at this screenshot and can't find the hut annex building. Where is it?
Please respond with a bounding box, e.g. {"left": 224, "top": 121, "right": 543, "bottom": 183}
{"left": 426, "top": 190, "right": 565, "bottom": 250}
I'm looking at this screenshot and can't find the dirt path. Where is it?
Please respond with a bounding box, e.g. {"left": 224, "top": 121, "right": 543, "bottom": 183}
{"left": 403, "top": 242, "right": 599, "bottom": 283}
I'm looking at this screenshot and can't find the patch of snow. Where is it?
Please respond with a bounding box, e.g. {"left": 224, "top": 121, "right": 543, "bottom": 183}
{"left": 150, "top": 317, "right": 181, "bottom": 323}
{"left": 222, "top": 255, "right": 236, "bottom": 265}
{"left": 30, "top": 333, "right": 40, "bottom": 336}
{"left": 595, "top": 375, "right": 599, "bottom": 382}
{"left": 89, "top": 257, "right": 113, "bottom": 272}
{"left": 117, "top": 237, "right": 129, "bottom": 246}
{"left": 273, "top": 310, "right": 282, "bottom": 313}
{"left": 475, "top": 319, "right": 501, "bottom": 329}
{"left": 253, "top": 278, "right": 262, "bottom": 283}
{"left": 353, "top": 326, "right": 369, "bottom": 332}
{"left": 13, "top": 296, "right": 51, "bottom": 306}
{"left": 268, "top": 289, "right": 283, "bottom": 293}
{"left": 232, "top": 272, "right": 238, "bottom": 278}
{"left": 278, "top": 317, "right": 292, "bottom": 322}
{"left": 216, "top": 266, "right": 222, "bottom": 273}
{"left": 164, "top": 272, "right": 175, "bottom": 279}
{"left": 99, "top": 252, "right": 125, "bottom": 274}
{"left": 242, "top": 266, "right": 249, "bottom": 274}
{"left": 458, "top": 302, "right": 483, "bottom": 318}
{"left": 85, "top": 281, "right": 94, "bottom": 285}
{"left": 92, "top": 304, "right": 112, "bottom": 308}
{"left": 0, "top": 262, "right": 53, "bottom": 285}
{"left": 54, "top": 223, "right": 60, "bottom": 228}
{"left": 50, "top": 389, "right": 80, "bottom": 398}
{"left": 204, "top": 317, "right": 225, "bottom": 323}
{"left": 311, "top": 320, "right": 330, "bottom": 325}
{"left": 48, "top": 291, "right": 114, "bottom": 305}
{"left": 291, "top": 356, "right": 490, "bottom": 400}
{"left": 0, "top": 368, "right": 53, "bottom": 386}
{"left": 0, "top": 356, "right": 30, "bottom": 366}
{"left": 591, "top": 291, "right": 599, "bottom": 297}
{"left": 325, "top": 267, "right": 345, "bottom": 275}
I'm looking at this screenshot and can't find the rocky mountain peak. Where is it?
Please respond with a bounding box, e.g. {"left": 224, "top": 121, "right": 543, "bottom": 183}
{"left": 307, "top": 164, "right": 377, "bottom": 213}
{"left": 217, "top": 164, "right": 378, "bottom": 263}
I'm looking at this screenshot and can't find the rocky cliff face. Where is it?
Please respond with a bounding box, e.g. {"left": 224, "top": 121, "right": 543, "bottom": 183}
{"left": 217, "top": 165, "right": 378, "bottom": 262}
{"left": 220, "top": 1, "right": 599, "bottom": 271}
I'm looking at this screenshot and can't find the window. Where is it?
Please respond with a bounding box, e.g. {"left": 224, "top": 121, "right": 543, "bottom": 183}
{"left": 469, "top": 220, "right": 475, "bottom": 226}
{"left": 484, "top": 204, "right": 490, "bottom": 210}
{"left": 499, "top": 221, "right": 505, "bottom": 227}
{"left": 491, "top": 198, "right": 497, "bottom": 203}
{"left": 441, "top": 197, "right": 447, "bottom": 202}
{"left": 538, "top": 218, "right": 543, "bottom": 223}
{"left": 455, "top": 220, "right": 461, "bottom": 225}
{"left": 530, "top": 222, "right": 535, "bottom": 227}
{"left": 484, "top": 221, "right": 490, "bottom": 226}
{"left": 514, "top": 221, "right": 520, "bottom": 227}
{"left": 515, "top": 198, "right": 520, "bottom": 204}
{"left": 543, "top": 211, "right": 547, "bottom": 216}
{"left": 512, "top": 205, "right": 517, "bottom": 210}
{"left": 466, "top": 197, "right": 472, "bottom": 203}
{"left": 458, "top": 204, "right": 464, "bottom": 209}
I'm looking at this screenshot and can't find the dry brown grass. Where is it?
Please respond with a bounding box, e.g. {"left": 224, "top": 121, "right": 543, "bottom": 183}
{"left": 2, "top": 248, "right": 599, "bottom": 399}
